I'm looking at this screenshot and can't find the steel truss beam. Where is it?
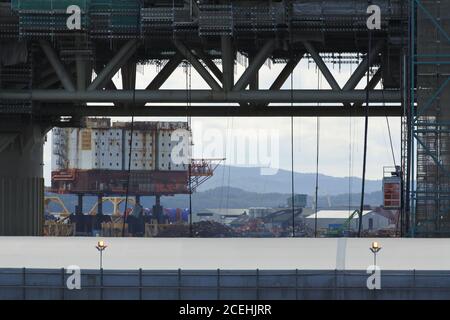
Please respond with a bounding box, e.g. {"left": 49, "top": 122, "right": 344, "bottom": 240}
{"left": 145, "top": 54, "right": 183, "bottom": 91}
{"left": 39, "top": 41, "right": 76, "bottom": 92}
{"left": 173, "top": 40, "right": 222, "bottom": 91}
{"left": 38, "top": 104, "right": 402, "bottom": 117}
{"left": 0, "top": 90, "right": 401, "bottom": 104}
{"left": 303, "top": 41, "right": 341, "bottom": 91}
{"left": 233, "top": 40, "right": 275, "bottom": 91}
{"left": 88, "top": 40, "right": 140, "bottom": 91}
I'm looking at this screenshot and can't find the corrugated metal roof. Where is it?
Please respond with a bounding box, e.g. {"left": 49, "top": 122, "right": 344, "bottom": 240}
{"left": 0, "top": 237, "right": 450, "bottom": 270}
{"left": 305, "top": 210, "right": 372, "bottom": 219}
{"left": 203, "top": 208, "right": 248, "bottom": 216}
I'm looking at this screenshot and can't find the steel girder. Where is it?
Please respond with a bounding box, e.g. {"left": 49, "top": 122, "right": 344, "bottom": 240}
{"left": 0, "top": 35, "right": 402, "bottom": 118}
{"left": 36, "top": 104, "right": 402, "bottom": 118}
{"left": 0, "top": 89, "right": 401, "bottom": 104}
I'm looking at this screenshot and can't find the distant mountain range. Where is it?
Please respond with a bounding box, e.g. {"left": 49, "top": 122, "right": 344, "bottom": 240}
{"left": 197, "top": 165, "right": 382, "bottom": 195}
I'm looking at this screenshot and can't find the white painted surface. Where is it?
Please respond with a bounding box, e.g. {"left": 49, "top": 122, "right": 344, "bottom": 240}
{"left": 51, "top": 121, "right": 188, "bottom": 172}
{"left": 305, "top": 210, "right": 391, "bottom": 231}
{"left": 0, "top": 237, "right": 450, "bottom": 270}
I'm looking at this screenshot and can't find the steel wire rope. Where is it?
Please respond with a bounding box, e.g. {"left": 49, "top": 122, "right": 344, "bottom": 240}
{"left": 314, "top": 70, "right": 321, "bottom": 238}
{"left": 289, "top": 60, "right": 296, "bottom": 237}
{"left": 185, "top": 63, "right": 193, "bottom": 237}
{"left": 358, "top": 28, "right": 373, "bottom": 237}
{"left": 121, "top": 42, "right": 139, "bottom": 237}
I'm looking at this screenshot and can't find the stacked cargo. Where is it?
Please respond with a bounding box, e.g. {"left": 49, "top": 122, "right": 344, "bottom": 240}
{"left": 51, "top": 118, "right": 191, "bottom": 195}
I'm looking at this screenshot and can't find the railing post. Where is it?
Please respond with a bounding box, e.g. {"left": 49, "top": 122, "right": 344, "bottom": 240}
{"left": 334, "top": 269, "right": 338, "bottom": 300}
{"left": 217, "top": 269, "right": 220, "bottom": 300}
{"left": 139, "top": 268, "right": 143, "bottom": 300}
{"left": 178, "top": 268, "right": 181, "bottom": 300}
{"left": 22, "top": 267, "right": 26, "bottom": 300}
{"left": 100, "top": 268, "right": 104, "bottom": 300}
{"left": 61, "top": 267, "right": 65, "bottom": 300}
{"left": 256, "top": 269, "right": 259, "bottom": 300}
{"left": 295, "top": 269, "right": 298, "bottom": 300}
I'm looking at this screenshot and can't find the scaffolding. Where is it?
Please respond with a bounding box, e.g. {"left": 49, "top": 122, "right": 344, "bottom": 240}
{"left": 411, "top": 0, "right": 450, "bottom": 236}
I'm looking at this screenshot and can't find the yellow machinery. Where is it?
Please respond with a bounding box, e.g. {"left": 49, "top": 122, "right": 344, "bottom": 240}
{"left": 87, "top": 197, "right": 137, "bottom": 216}
{"left": 44, "top": 196, "right": 71, "bottom": 217}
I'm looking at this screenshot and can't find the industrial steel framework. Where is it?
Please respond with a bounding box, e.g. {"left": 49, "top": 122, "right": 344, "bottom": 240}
{"left": 408, "top": 0, "right": 450, "bottom": 237}
{"left": 0, "top": 0, "right": 409, "bottom": 235}
{"left": 0, "top": 0, "right": 407, "bottom": 122}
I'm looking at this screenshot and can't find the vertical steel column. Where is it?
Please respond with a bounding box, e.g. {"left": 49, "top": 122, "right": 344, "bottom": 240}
{"left": 76, "top": 194, "right": 83, "bottom": 215}
{"left": 248, "top": 51, "right": 259, "bottom": 90}
{"left": 97, "top": 195, "right": 103, "bottom": 215}
{"left": 0, "top": 121, "right": 45, "bottom": 236}
{"left": 221, "top": 36, "right": 234, "bottom": 91}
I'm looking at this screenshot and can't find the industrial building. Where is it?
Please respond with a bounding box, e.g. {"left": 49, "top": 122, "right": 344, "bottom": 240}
{"left": 51, "top": 118, "right": 192, "bottom": 197}
{"left": 193, "top": 208, "right": 248, "bottom": 224}
{"left": 304, "top": 210, "right": 394, "bottom": 235}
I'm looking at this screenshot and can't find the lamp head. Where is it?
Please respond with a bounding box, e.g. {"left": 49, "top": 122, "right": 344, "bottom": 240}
{"left": 370, "top": 241, "right": 381, "bottom": 253}
{"left": 96, "top": 240, "right": 107, "bottom": 251}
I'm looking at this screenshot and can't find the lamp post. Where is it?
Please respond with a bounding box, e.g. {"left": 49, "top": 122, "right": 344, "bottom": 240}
{"left": 95, "top": 240, "right": 107, "bottom": 269}
{"left": 370, "top": 241, "right": 382, "bottom": 267}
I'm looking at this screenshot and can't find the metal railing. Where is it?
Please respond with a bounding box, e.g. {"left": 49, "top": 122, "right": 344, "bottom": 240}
{"left": 1, "top": 268, "right": 450, "bottom": 300}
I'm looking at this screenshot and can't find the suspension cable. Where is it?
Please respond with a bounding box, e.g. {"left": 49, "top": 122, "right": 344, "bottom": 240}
{"left": 290, "top": 62, "right": 295, "bottom": 237}
{"left": 314, "top": 71, "right": 321, "bottom": 238}
{"left": 358, "top": 29, "right": 372, "bottom": 237}
{"left": 185, "top": 62, "right": 193, "bottom": 237}
{"left": 122, "top": 47, "right": 138, "bottom": 237}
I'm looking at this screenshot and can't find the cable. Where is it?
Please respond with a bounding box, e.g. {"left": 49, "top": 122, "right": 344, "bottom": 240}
{"left": 122, "top": 115, "right": 135, "bottom": 237}
{"left": 386, "top": 117, "right": 397, "bottom": 167}
{"left": 122, "top": 14, "right": 140, "bottom": 237}
{"left": 348, "top": 112, "right": 354, "bottom": 235}
{"left": 358, "top": 29, "right": 372, "bottom": 237}
{"left": 314, "top": 71, "right": 321, "bottom": 238}
{"left": 290, "top": 63, "right": 295, "bottom": 237}
{"left": 185, "top": 63, "right": 193, "bottom": 237}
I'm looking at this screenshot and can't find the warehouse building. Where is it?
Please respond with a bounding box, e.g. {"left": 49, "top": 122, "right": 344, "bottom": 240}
{"left": 304, "top": 210, "right": 393, "bottom": 233}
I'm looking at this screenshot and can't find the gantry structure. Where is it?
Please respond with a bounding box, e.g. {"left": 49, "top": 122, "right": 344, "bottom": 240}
{"left": 0, "top": 0, "right": 409, "bottom": 235}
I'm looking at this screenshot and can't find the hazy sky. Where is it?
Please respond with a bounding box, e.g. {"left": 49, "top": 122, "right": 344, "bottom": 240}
{"left": 43, "top": 57, "right": 401, "bottom": 184}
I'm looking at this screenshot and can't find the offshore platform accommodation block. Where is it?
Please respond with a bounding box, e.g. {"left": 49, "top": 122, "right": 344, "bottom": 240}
{"left": 51, "top": 118, "right": 191, "bottom": 197}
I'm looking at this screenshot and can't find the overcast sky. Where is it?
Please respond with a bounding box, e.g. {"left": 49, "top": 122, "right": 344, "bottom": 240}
{"left": 43, "top": 57, "right": 401, "bottom": 185}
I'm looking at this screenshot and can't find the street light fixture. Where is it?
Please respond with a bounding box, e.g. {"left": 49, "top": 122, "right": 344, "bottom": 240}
{"left": 95, "top": 240, "right": 107, "bottom": 269}
{"left": 370, "top": 241, "right": 382, "bottom": 267}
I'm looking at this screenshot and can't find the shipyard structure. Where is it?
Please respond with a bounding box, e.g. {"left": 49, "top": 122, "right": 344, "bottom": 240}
{"left": 50, "top": 118, "right": 213, "bottom": 224}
